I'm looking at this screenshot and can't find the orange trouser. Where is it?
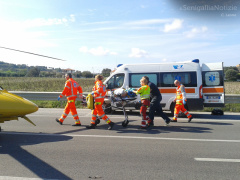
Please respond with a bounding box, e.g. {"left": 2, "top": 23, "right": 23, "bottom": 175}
{"left": 140, "top": 99, "right": 150, "bottom": 127}
{"left": 173, "top": 103, "right": 192, "bottom": 120}
{"left": 91, "top": 98, "right": 111, "bottom": 124}
{"left": 59, "top": 99, "right": 81, "bottom": 124}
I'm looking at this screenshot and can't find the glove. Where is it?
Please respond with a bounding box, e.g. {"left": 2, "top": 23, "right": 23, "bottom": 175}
{"left": 91, "top": 91, "right": 94, "bottom": 96}
{"left": 58, "top": 97, "right": 61, "bottom": 101}
{"left": 183, "top": 100, "right": 186, "bottom": 105}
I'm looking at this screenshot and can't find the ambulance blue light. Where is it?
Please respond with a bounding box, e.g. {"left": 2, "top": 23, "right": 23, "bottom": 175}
{"left": 117, "top": 64, "right": 123, "bottom": 68}
{"left": 192, "top": 59, "right": 199, "bottom": 63}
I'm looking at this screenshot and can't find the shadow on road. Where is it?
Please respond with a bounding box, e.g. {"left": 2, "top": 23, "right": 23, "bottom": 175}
{"left": 109, "top": 110, "right": 240, "bottom": 121}
{"left": 0, "top": 133, "right": 73, "bottom": 180}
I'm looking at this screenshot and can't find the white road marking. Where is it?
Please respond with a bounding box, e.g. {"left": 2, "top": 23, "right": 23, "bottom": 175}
{"left": 2, "top": 132, "right": 240, "bottom": 143}
{"left": 195, "top": 158, "right": 240, "bottom": 163}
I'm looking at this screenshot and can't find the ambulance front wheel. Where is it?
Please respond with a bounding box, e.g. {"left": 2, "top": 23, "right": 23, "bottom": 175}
{"left": 122, "top": 120, "right": 129, "bottom": 127}
{"left": 170, "top": 103, "right": 175, "bottom": 116}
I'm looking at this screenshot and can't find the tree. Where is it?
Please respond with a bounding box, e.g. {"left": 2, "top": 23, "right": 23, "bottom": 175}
{"left": 224, "top": 66, "right": 238, "bottom": 72}
{"left": 18, "top": 69, "right": 27, "bottom": 77}
{"left": 225, "top": 69, "right": 238, "bottom": 81}
{"left": 102, "top": 68, "right": 111, "bottom": 77}
{"left": 74, "top": 71, "right": 82, "bottom": 78}
{"left": 237, "top": 73, "right": 240, "bottom": 80}
{"left": 26, "top": 67, "right": 40, "bottom": 77}
{"left": 82, "top": 71, "right": 93, "bottom": 78}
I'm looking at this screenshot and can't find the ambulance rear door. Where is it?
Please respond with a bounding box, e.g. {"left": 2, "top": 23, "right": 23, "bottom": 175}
{"left": 202, "top": 62, "right": 224, "bottom": 107}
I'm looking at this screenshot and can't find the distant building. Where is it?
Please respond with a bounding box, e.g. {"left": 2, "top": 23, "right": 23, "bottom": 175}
{"left": 62, "top": 68, "right": 75, "bottom": 74}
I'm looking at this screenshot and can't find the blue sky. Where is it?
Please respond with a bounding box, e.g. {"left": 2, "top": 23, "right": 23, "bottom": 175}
{"left": 0, "top": 0, "right": 239, "bottom": 72}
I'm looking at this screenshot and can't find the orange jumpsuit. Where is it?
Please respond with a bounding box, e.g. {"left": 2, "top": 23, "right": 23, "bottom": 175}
{"left": 173, "top": 84, "right": 192, "bottom": 121}
{"left": 59, "top": 78, "right": 83, "bottom": 124}
{"left": 90, "top": 80, "right": 112, "bottom": 125}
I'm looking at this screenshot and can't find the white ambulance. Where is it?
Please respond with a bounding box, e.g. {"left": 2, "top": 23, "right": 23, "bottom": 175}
{"left": 103, "top": 59, "right": 224, "bottom": 114}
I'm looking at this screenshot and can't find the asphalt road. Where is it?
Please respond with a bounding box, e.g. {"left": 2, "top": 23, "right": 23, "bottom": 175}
{"left": 0, "top": 109, "right": 240, "bottom": 180}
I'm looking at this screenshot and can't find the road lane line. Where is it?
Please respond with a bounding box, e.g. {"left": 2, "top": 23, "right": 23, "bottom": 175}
{"left": 195, "top": 158, "right": 240, "bottom": 163}
{"left": 2, "top": 132, "right": 240, "bottom": 143}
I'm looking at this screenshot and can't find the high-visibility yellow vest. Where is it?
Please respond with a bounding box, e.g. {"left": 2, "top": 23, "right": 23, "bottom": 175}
{"left": 136, "top": 85, "right": 150, "bottom": 100}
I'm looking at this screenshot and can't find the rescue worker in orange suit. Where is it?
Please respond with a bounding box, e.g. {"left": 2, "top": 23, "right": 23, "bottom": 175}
{"left": 86, "top": 75, "right": 114, "bottom": 130}
{"left": 172, "top": 80, "right": 193, "bottom": 122}
{"left": 56, "top": 73, "right": 83, "bottom": 126}
{"left": 133, "top": 77, "right": 150, "bottom": 129}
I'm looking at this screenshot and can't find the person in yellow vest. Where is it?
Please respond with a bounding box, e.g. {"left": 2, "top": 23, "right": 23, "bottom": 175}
{"left": 172, "top": 80, "right": 193, "bottom": 122}
{"left": 133, "top": 77, "right": 150, "bottom": 128}
{"left": 56, "top": 73, "right": 83, "bottom": 126}
{"left": 86, "top": 75, "right": 114, "bottom": 130}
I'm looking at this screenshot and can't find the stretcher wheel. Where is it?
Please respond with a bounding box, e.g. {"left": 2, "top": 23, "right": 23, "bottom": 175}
{"left": 122, "top": 120, "right": 129, "bottom": 127}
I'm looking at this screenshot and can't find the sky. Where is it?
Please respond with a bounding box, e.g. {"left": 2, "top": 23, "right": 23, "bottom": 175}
{"left": 0, "top": 0, "right": 239, "bottom": 73}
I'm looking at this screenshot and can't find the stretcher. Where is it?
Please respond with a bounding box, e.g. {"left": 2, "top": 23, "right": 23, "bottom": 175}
{"left": 105, "top": 91, "right": 137, "bottom": 127}
{"left": 85, "top": 89, "right": 137, "bottom": 127}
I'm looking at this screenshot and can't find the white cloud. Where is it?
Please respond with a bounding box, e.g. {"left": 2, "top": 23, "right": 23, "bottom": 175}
{"left": 79, "top": 46, "right": 117, "bottom": 56}
{"left": 163, "top": 19, "right": 183, "bottom": 32}
{"left": 184, "top": 26, "right": 208, "bottom": 38}
{"left": 125, "top": 19, "right": 170, "bottom": 26}
{"left": 22, "top": 15, "right": 75, "bottom": 28}
{"left": 129, "top": 48, "right": 149, "bottom": 58}
{"left": 69, "top": 14, "right": 75, "bottom": 22}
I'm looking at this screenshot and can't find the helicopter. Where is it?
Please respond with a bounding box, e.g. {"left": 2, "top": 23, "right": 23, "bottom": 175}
{"left": 0, "top": 86, "right": 38, "bottom": 131}
{"left": 0, "top": 46, "right": 66, "bottom": 131}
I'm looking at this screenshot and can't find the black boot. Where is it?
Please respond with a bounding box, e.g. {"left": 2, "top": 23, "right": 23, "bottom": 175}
{"left": 56, "top": 118, "right": 62, "bottom": 125}
{"left": 108, "top": 122, "right": 114, "bottom": 130}
{"left": 188, "top": 117, "right": 193, "bottom": 122}
{"left": 72, "top": 123, "right": 81, "bottom": 126}
{"left": 86, "top": 123, "right": 96, "bottom": 129}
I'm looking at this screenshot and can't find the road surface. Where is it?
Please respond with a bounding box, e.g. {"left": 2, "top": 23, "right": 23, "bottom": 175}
{"left": 0, "top": 109, "right": 240, "bottom": 180}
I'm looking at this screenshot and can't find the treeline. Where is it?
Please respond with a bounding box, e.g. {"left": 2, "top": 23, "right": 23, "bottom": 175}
{"left": 224, "top": 66, "right": 240, "bottom": 81}
{"left": 0, "top": 61, "right": 112, "bottom": 78}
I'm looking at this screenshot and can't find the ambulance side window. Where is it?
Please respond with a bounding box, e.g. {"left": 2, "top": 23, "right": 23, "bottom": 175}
{"left": 129, "top": 73, "right": 158, "bottom": 87}
{"left": 106, "top": 73, "right": 125, "bottom": 89}
{"left": 160, "top": 72, "right": 197, "bottom": 87}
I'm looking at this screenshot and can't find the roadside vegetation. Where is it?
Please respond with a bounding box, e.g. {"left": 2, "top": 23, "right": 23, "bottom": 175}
{"left": 0, "top": 77, "right": 95, "bottom": 92}
{"left": 1, "top": 77, "right": 239, "bottom": 112}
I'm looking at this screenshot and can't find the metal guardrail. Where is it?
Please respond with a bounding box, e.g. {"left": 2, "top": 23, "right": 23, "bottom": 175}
{"left": 9, "top": 91, "right": 240, "bottom": 104}
{"left": 224, "top": 94, "right": 240, "bottom": 104}
{"left": 9, "top": 91, "right": 89, "bottom": 101}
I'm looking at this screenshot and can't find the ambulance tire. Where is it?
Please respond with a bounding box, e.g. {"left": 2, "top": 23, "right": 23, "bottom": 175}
{"left": 122, "top": 120, "right": 129, "bottom": 127}
{"left": 170, "top": 103, "right": 175, "bottom": 116}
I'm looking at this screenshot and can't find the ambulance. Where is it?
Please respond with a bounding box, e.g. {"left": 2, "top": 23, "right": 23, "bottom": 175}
{"left": 103, "top": 59, "right": 224, "bottom": 114}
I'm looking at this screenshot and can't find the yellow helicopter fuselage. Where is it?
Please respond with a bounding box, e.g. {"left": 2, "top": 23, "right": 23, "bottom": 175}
{"left": 0, "top": 89, "right": 38, "bottom": 123}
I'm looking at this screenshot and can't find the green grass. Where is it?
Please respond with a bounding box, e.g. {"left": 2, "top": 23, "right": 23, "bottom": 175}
{"left": 0, "top": 77, "right": 95, "bottom": 92}
{"left": 203, "top": 103, "right": 240, "bottom": 113}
